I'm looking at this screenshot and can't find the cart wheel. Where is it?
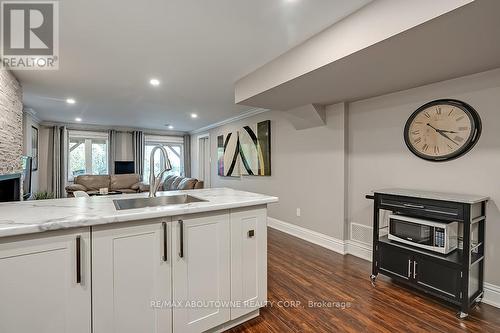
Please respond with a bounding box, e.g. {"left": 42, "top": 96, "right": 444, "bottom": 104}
{"left": 457, "top": 311, "right": 468, "bottom": 319}
{"left": 370, "top": 274, "right": 377, "bottom": 286}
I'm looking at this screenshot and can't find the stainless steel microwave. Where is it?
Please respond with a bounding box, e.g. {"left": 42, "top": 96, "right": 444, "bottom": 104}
{"left": 388, "top": 215, "right": 458, "bottom": 254}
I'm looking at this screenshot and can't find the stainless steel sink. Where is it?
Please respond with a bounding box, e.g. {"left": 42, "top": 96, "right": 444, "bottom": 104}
{"left": 113, "top": 195, "right": 207, "bottom": 210}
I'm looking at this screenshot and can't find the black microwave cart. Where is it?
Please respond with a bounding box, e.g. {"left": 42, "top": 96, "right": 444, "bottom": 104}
{"left": 368, "top": 189, "right": 488, "bottom": 319}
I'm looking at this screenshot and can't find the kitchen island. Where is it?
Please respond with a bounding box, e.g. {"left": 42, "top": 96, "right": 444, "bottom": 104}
{"left": 0, "top": 188, "right": 278, "bottom": 333}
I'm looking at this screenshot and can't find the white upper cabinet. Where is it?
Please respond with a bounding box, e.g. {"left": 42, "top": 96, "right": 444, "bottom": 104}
{"left": 230, "top": 206, "right": 268, "bottom": 319}
{"left": 92, "top": 219, "right": 172, "bottom": 333}
{"left": 171, "top": 211, "right": 231, "bottom": 333}
{"left": 0, "top": 228, "right": 91, "bottom": 333}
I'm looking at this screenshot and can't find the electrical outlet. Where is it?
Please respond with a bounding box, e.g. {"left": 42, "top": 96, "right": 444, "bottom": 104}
{"left": 296, "top": 208, "right": 301, "bottom": 217}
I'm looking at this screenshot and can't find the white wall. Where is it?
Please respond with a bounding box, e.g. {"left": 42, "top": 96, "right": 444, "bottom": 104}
{"left": 348, "top": 68, "right": 500, "bottom": 286}
{"left": 195, "top": 67, "right": 500, "bottom": 287}
{"left": 192, "top": 104, "right": 347, "bottom": 239}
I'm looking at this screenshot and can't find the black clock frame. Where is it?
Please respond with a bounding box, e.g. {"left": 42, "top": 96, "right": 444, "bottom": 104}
{"left": 404, "top": 99, "right": 482, "bottom": 162}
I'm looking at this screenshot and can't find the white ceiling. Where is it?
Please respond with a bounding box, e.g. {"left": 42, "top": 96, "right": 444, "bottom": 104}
{"left": 236, "top": 0, "right": 500, "bottom": 111}
{"left": 14, "top": 0, "right": 371, "bottom": 132}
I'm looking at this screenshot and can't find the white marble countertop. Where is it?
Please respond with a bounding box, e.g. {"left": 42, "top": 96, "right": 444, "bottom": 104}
{"left": 0, "top": 188, "right": 278, "bottom": 238}
{"left": 373, "top": 188, "right": 489, "bottom": 204}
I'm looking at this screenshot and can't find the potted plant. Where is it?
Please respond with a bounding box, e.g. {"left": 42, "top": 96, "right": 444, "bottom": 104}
{"left": 32, "top": 192, "right": 55, "bottom": 200}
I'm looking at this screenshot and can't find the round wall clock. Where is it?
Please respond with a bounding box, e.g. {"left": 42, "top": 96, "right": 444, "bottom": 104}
{"left": 404, "top": 99, "right": 481, "bottom": 162}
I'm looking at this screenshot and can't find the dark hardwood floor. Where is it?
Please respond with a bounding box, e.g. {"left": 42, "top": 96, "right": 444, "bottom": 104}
{"left": 228, "top": 228, "right": 500, "bottom": 333}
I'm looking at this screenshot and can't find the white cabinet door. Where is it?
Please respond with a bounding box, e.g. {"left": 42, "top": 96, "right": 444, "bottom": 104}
{"left": 230, "top": 206, "right": 267, "bottom": 319}
{"left": 92, "top": 219, "right": 172, "bottom": 333}
{"left": 0, "top": 228, "right": 91, "bottom": 333}
{"left": 172, "top": 211, "right": 230, "bottom": 333}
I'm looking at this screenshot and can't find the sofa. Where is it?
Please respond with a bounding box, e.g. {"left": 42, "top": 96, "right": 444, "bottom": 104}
{"left": 65, "top": 174, "right": 145, "bottom": 196}
{"left": 161, "top": 175, "right": 204, "bottom": 191}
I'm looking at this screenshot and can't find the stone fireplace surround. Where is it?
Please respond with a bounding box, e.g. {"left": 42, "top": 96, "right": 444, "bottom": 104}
{"left": 0, "top": 69, "right": 23, "bottom": 176}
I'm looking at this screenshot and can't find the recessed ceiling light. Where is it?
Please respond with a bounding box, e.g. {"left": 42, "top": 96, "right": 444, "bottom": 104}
{"left": 191, "top": 113, "right": 198, "bottom": 119}
{"left": 66, "top": 98, "right": 76, "bottom": 104}
{"left": 168, "top": 125, "right": 174, "bottom": 130}
{"left": 75, "top": 117, "right": 82, "bottom": 122}
{"left": 149, "top": 78, "right": 160, "bottom": 86}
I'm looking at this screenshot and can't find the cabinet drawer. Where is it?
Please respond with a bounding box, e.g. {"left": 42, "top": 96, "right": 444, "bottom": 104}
{"left": 379, "top": 195, "right": 463, "bottom": 221}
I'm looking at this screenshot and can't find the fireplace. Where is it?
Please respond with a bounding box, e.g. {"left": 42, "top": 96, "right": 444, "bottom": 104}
{"left": 0, "top": 174, "right": 21, "bottom": 202}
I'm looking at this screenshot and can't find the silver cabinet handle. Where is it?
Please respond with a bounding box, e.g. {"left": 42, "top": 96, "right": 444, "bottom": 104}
{"left": 76, "top": 236, "right": 81, "bottom": 284}
{"left": 408, "top": 259, "right": 411, "bottom": 278}
{"left": 162, "top": 222, "right": 168, "bottom": 262}
{"left": 413, "top": 261, "right": 417, "bottom": 279}
{"left": 178, "top": 220, "right": 184, "bottom": 258}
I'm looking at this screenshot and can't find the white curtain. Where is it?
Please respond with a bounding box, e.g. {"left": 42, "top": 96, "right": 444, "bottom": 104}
{"left": 133, "top": 131, "right": 144, "bottom": 177}
{"left": 183, "top": 134, "right": 191, "bottom": 177}
{"left": 51, "top": 126, "right": 67, "bottom": 198}
{"left": 108, "top": 129, "right": 117, "bottom": 174}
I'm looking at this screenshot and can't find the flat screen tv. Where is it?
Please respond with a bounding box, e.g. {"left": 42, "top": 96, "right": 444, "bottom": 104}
{"left": 115, "top": 161, "right": 135, "bottom": 174}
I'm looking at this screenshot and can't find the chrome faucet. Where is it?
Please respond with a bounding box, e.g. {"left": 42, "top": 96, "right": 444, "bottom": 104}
{"left": 149, "top": 145, "right": 172, "bottom": 197}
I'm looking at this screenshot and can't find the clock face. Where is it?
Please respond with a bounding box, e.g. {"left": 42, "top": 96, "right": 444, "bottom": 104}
{"left": 404, "top": 100, "right": 481, "bottom": 161}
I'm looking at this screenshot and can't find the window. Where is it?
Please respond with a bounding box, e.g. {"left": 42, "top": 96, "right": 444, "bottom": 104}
{"left": 143, "top": 135, "right": 184, "bottom": 184}
{"left": 68, "top": 131, "right": 109, "bottom": 181}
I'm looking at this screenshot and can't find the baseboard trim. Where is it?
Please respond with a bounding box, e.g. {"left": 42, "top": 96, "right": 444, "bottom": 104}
{"left": 267, "top": 217, "right": 345, "bottom": 255}
{"left": 267, "top": 217, "right": 500, "bottom": 309}
{"left": 484, "top": 283, "right": 500, "bottom": 308}
{"left": 345, "top": 240, "right": 372, "bottom": 262}
{"left": 207, "top": 309, "right": 260, "bottom": 333}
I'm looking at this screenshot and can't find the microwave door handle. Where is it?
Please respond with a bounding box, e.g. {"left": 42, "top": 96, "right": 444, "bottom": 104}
{"left": 408, "top": 259, "right": 412, "bottom": 279}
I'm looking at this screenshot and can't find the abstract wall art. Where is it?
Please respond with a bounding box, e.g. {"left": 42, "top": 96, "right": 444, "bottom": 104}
{"left": 217, "top": 120, "right": 271, "bottom": 177}
{"left": 217, "top": 131, "right": 240, "bottom": 177}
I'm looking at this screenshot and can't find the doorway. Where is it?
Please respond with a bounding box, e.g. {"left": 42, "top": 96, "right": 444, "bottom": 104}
{"left": 197, "top": 134, "right": 210, "bottom": 188}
